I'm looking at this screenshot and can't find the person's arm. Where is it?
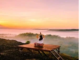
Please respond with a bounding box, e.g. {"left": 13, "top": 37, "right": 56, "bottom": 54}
{"left": 43, "top": 35, "right": 45, "bottom": 38}
{"left": 36, "top": 34, "right": 39, "bottom": 39}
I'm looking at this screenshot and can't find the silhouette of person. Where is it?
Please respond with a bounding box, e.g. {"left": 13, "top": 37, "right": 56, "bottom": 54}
{"left": 36, "top": 32, "right": 45, "bottom": 43}
{"left": 39, "top": 32, "right": 43, "bottom": 41}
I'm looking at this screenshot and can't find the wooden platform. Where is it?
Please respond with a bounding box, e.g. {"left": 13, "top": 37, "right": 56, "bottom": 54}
{"left": 18, "top": 43, "right": 60, "bottom": 52}
{"left": 18, "top": 43, "right": 64, "bottom": 60}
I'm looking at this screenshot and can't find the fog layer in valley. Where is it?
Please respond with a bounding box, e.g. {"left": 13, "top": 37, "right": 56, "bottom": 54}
{"left": 0, "top": 33, "right": 78, "bottom": 58}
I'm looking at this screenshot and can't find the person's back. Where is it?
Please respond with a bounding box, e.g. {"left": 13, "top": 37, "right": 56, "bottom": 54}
{"left": 39, "top": 35, "right": 43, "bottom": 41}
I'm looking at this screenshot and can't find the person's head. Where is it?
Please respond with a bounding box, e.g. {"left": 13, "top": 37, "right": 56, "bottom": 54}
{"left": 40, "top": 32, "right": 42, "bottom": 35}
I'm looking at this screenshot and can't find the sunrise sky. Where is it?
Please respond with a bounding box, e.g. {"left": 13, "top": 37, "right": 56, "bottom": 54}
{"left": 0, "top": 0, "right": 79, "bottom": 29}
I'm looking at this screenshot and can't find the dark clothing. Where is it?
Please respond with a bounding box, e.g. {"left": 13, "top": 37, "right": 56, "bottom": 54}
{"left": 39, "top": 35, "right": 43, "bottom": 41}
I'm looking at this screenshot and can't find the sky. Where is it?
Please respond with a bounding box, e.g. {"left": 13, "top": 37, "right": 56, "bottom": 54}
{"left": 0, "top": 0, "right": 79, "bottom": 29}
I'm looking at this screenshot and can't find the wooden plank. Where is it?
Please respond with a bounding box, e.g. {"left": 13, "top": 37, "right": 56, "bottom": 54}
{"left": 18, "top": 43, "right": 60, "bottom": 51}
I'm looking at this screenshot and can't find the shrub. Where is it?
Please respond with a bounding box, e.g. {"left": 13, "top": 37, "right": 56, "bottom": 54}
{"left": 25, "top": 41, "right": 30, "bottom": 44}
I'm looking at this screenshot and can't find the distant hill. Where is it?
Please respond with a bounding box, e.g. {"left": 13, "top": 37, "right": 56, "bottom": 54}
{"left": 48, "top": 29, "right": 79, "bottom": 31}
{"left": 34, "top": 28, "right": 79, "bottom": 31}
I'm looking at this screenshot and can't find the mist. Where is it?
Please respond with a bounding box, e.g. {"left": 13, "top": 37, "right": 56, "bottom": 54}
{"left": 0, "top": 32, "right": 78, "bottom": 58}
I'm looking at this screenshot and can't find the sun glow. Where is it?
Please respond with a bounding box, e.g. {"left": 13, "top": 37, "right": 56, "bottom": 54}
{"left": 30, "top": 19, "right": 36, "bottom": 22}
{"left": 0, "top": 0, "right": 78, "bottom": 29}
